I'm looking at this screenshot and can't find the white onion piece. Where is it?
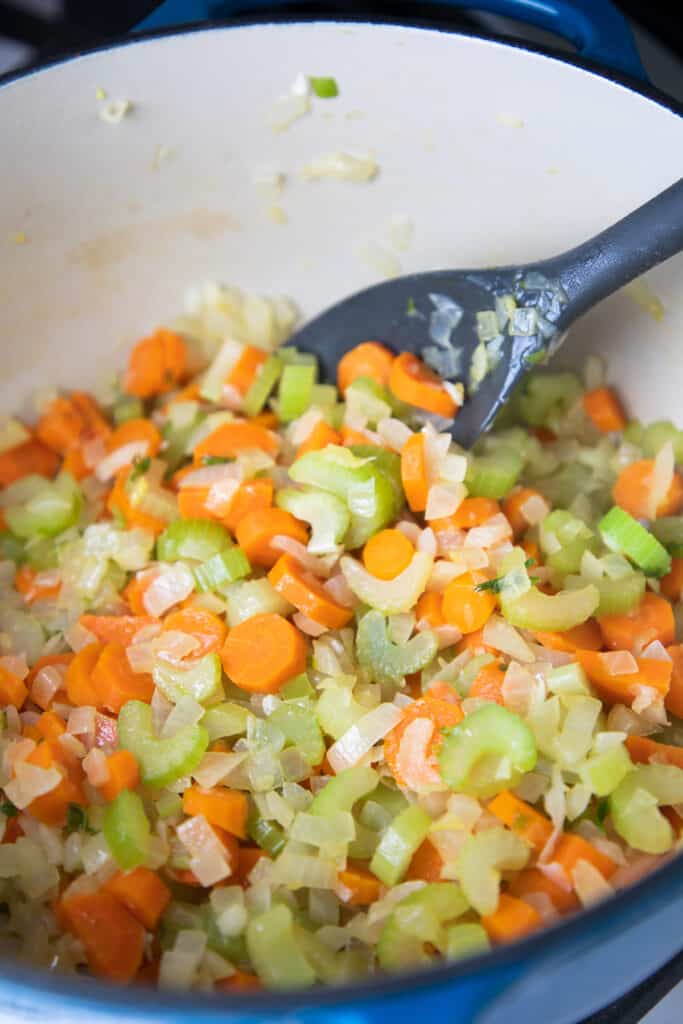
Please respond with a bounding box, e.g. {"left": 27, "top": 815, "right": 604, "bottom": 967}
{"left": 59, "top": 733, "right": 87, "bottom": 759}
{"left": 433, "top": 624, "right": 463, "bottom": 649}
{"left": 425, "top": 483, "right": 466, "bottom": 521}
{"left": 271, "top": 848, "right": 338, "bottom": 889}
{"left": 67, "top": 706, "right": 96, "bottom": 743}
{"left": 377, "top": 418, "right": 412, "bottom": 452}
{"left": 176, "top": 815, "right": 232, "bottom": 886}
{"left": 179, "top": 463, "right": 243, "bottom": 489}
{"left": 95, "top": 441, "right": 149, "bottom": 482}
{"left": 0, "top": 654, "right": 28, "bottom": 679}
{"left": 82, "top": 437, "right": 107, "bottom": 470}
{"left": 270, "top": 536, "right": 332, "bottom": 577}
{"left": 446, "top": 548, "right": 490, "bottom": 576}
{"left": 538, "top": 859, "right": 571, "bottom": 891}
{"left": 525, "top": 643, "right": 574, "bottom": 667}
{"left": 599, "top": 650, "right": 639, "bottom": 676}
{"left": 193, "top": 752, "right": 247, "bottom": 788}
{"left": 288, "top": 409, "right": 324, "bottom": 446}
{"left": 323, "top": 573, "right": 357, "bottom": 608}
{"left": 293, "top": 612, "right": 328, "bottom": 637}
{"left": 65, "top": 621, "right": 97, "bottom": 652}
{"left": 571, "top": 859, "right": 614, "bottom": 907}
{"left": 436, "top": 528, "right": 467, "bottom": 556}
{"left": 427, "top": 560, "right": 464, "bottom": 592}
{"left": 647, "top": 441, "right": 674, "bottom": 520}
{"left": 465, "top": 514, "right": 513, "bottom": 549}
{"left": 483, "top": 616, "right": 535, "bottom": 663}
{"left": 327, "top": 703, "right": 403, "bottom": 773}
{"left": 161, "top": 696, "right": 204, "bottom": 739}
{"left": 519, "top": 493, "right": 550, "bottom": 527}
{"left": 143, "top": 564, "right": 195, "bottom": 617}
{"left": 417, "top": 528, "right": 437, "bottom": 555}
{"left": 502, "top": 662, "right": 540, "bottom": 716}
{"left": 3, "top": 737, "right": 35, "bottom": 772}
{"left": 205, "top": 477, "right": 241, "bottom": 514}
{"left": 641, "top": 640, "right": 671, "bottom": 661}
{"left": 5, "top": 762, "right": 61, "bottom": 809}
{"left": 82, "top": 748, "right": 110, "bottom": 786}
{"left": 30, "top": 666, "right": 63, "bottom": 708}
{"left": 395, "top": 521, "right": 422, "bottom": 545}
{"left": 132, "top": 623, "right": 164, "bottom": 644}
{"left": 523, "top": 891, "right": 559, "bottom": 923}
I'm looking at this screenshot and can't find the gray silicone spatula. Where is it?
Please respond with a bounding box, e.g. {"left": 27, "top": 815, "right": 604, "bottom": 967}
{"left": 287, "top": 177, "right": 683, "bottom": 448}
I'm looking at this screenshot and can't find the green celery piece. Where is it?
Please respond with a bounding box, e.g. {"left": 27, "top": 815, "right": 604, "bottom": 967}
{"left": 0, "top": 531, "right": 26, "bottom": 565}
{"left": 356, "top": 610, "right": 438, "bottom": 683}
{"left": 268, "top": 700, "right": 325, "bottom": 766}
{"left": 347, "top": 820, "right": 381, "bottom": 859}
{"left": 564, "top": 572, "right": 645, "bottom": 616}
{"left": 224, "top": 578, "right": 292, "bottom": 626}
{"left": 652, "top": 516, "right": 683, "bottom": 556}
{"left": 156, "top": 518, "right": 231, "bottom": 562}
{"left": 546, "top": 538, "right": 596, "bottom": 577}
{"left": 117, "top": 700, "right": 208, "bottom": 788}
{"left": 444, "top": 923, "right": 490, "bottom": 960}
{"left": 243, "top": 354, "right": 283, "bottom": 417}
{"left": 640, "top": 421, "right": 683, "bottom": 462}
{"left": 517, "top": 372, "right": 582, "bottom": 427}
{"left": 599, "top": 506, "right": 671, "bottom": 578}
{"left": 439, "top": 704, "right": 537, "bottom": 798}
{"left": 457, "top": 653, "right": 495, "bottom": 697}
{"left": 349, "top": 445, "right": 404, "bottom": 514}
{"left": 610, "top": 763, "right": 683, "bottom": 854}
{"left": 200, "top": 905, "right": 248, "bottom": 963}
{"left": 247, "top": 809, "right": 286, "bottom": 857}
{"left": 377, "top": 882, "right": 470, "bottom": 971}
{"left": 534, "top": 463, "right": 596, "bottom": 511}
{"left": 6, "top": 473, "right": 82, "bottom": 539}
{"left": 201, "top": 701, "right": 251, "bottom": 741}
{"left": 309, "top": 764, "right": 378, "bottom": 818}
{"left": 622, "top": 420, "right": 644, "bottom": 446}
{"left": 155, "top": 791, "right": 183, "bottom": 818}
{"left": 540, "top": 509, "right": 594, "bottom": 552}
{"left": 501, "top": 583, "right": 599, "bottom": 631}
{"left": 281, "top": 673, "right": 314, "bottom": 700}
{"left": 295, "top": 926, "right": 369, "bottom": 984}
{"left": 24, "top": 536, "right": 58, "bottom": 570}
{"left": 276, "top": 488, "right": 350, "bottom": 554}
{"left": 309, "top": 75, "right": 339, "bottom": 98}
{"left": 161, "top": 416, "right": 204, "bottom": 477}
{"left": 102, "top": 790, "right": 150, "bottom": 870}
{"left": 113, "top": 395, "right": 145, "bottom": 426}
{"left": 363, "top": 782, "right": 409, "bottom": 820}
{"left": 580, "top": 743, "right": 634, "bottom": 797}
{"left": 315, "top": 686, "right": 367, "bottom": 740}
{"left": 309, "top": 384, "right": 338, "bottom": 408}
{"left": 194, "top": 547, "right": 251, "bottom": 591}
{"left": 370, "top": 804, "right": 432, "bottom": 886}
{"left": 246, "top": 904, "right": 316, "bottom": 989}
{"left": 457, "top": 827, "right": 529, "bottom": 915}
{"left": 466, "top": 450, "right": 523, "bottom": 500}
{"left": 345, "top": 377, "right": 392, "bottom": 427}
{"left": 153, "top": 652, "right": 223, "bottom": 705}
{"left": 289, "top": 445, "right": 378, "bottom": 496}
{"left": 278, "top": 363, "right": 317, "bottom": 422}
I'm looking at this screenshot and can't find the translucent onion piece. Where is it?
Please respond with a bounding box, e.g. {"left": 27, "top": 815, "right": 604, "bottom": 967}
{"left": 143, "top": 564, "right": 195, "bottom": 617}
{"left": 571, "top": 859, "right": 614, "bottom": 907}
{"left": 425, "top": 484, "right": 466, "bottom": 522}
{"left": 599, "top": 651, "right": 639, "bottom": 676}
{"left": 483, "top": 616, "right": 535, "bottom": 664}
{"left": 327, "top": 703, "right": 403, "bottom": 773}
{"left": 4, "top": 762, "right": 61, "bottom": 809}
{"left": 176, "top": 815, "right": 232, "bottom": 886}
{"left": 82, "top": 748, "right": 110, "bottom": 787}
{"left": 95, "top": 441, "right": 149, "bottom": 482}
{"left": 647, "top": 441, "right": 674, "bottom": 521}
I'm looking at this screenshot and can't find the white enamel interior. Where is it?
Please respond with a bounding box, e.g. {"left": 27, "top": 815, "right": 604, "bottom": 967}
{"left": 0, "top": 22, "right": 682, "bottom": 420}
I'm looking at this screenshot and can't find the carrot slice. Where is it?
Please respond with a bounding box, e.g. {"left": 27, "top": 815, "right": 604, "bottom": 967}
{"left": 625, "top": 734, "right": 683, "bottom": 770}
{"left": 91, "top": 643, "right": 154, "bottom": 714}
{"left": 0, "top": 437, "right": 59, "bottom": 487}
{"left": 533, "top": 620, "right": 603, "bottom": 653}
{"left": 224, "top": 478, "right": 274, "bottom": 532}
{"left": 401, "top": 433, "right": 429, "bottom": 513}
{"left": 442, "top": 571, "right": 496, "bottom": 634}
{"left": 60, "top": 890, "right": 145, "bottom": 983}
{"left": 65, "top": 642, "right": 104, "bottom": 706}
{"left": 552, "top": 832, "right": 617, "bottom": 880}
{"left": 15, "top": 565, "right": 61, "bottom": 605}
{"left": 362, "top": 529, "right": 415, "bottom": 581}
{"left": 79, "top": 614, "right": 157, "bottom": 646}
{"left": 415, "top": 591, "right": 445, "bottom": 629}
{"left": 235, "top": 507, "right": 309, "bottom": 568}
{"left": 469, "top": 663, "right": 506, "bottom": 705}
{"left": 488, "top": 791, "right": 553, "bottom": 856}
{"left": 337, "top": 862, "right": 382, "bottom": 905}
{"left": 384, "top": 696, "right": 463, "bottom": 787}
{"left": 182, "top": 785, "right": 248, "bottom": 838}
{"left": 100, "top": 750, "right": 141, "bottom": 801}
{"left": 431, "top": 497, "right": 501, "bottom": 533}
{"left": 226, "top": 345, "right": 268, "bottom": 396}
{"left": 337, "top": 341, "right": 395, "bottom": 395}
{"left": 106, "top": 418, "right": 162, "bottom": 459}
{"left": 297, "top": 420, "right": 341, "bottom": 457}
{"left": 502, "top": 488, "right": 546, "bottom": 539}
{"left": 193, "top": 422, "right": 279, "bottom": 463}
{"left": 665, "top": 644, "right": 683, "bottom": 718}
{"left": 613, "top": 459, "right": 683, "bottom": 519}
{"left": 508, "top": 868, "right": 578, "bottom": 914}
{"left": 661, "top": 558, "right": 683, "bottom": 602}
{"left": 598, "top": 591, "right": 675, "bottom": 651}
{"left": 389, "top": 351, "right": 458, "bottom": 418}
{"left": 406, "top": 838, "right": 444, "bottom": 883}
{"left": 340, "top": 426, "right": 377, "bottom": 447}
{"left": 162, "top": 607, "right": 228, "bottom": 658}
{"left": 36, "top": 710, "right": 66, "bottom": 741}
{"left": 107, "top": 466, "right": 168, "bottom": 536}
{"left": 124, "top": 328, "right": 188, "bottom": 399}
{"left": 0, "top": 665, "right": 27, "bottom": 710}
{"left": 582, "top": 387, "right": 627, "bottom": 434}
{"left": 221, "top": 613, "right": 307, "bottom": 694}
{"left": 103, "top": 867, "right": 171, "bottom": 930}
{"left": 574, "top": 649, "right": 671, "bottom": 705}
{"left": 268, "top": 554, "right": 353, "bottom": 629}
{"left": 122, "top": 574, "right": 158, "bottom": 616}
{"left": 482, "top": 893, "right": 542, "bottom": 944}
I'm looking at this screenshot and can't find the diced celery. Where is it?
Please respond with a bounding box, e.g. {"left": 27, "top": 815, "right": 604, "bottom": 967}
{"left": 200, "top": 905, "right": 248, "bottom": 962}
{"left": 113, "top": 395, "right": 144, "bottom": 426}
{"left": 377, "top": 883, "right": 469, "bottom": 970}
{"left": 652, "top": 516, "right": 683, "bottom": 556}
{"left": 501, "top": 584, "right": 599, "bottom": 632}
{"left": 640, "top": 421, "right": 683, "bottom": 462}
{"left": 347, "top": 820, "right": 381, "bottom": 859}
{"left": 345, "top": 377, "right": 392, "bottom": 426}
{"left": 457, "top": 653, "right": 495, "bottom": 696}
{"left": 309, "top": 764, "right": 378, "bottom": 818}
{"left": 517, "top": 372, "right": 582, "bottom": 427}
{"left": 564, "top": 572, "right": 645, "bottom": 616}
{"left": 24, "top": 536, "right": 57, "bottom": 570}
{"left": 118, "top": 700, "right": 208, "bottom": 788}
{"left": 579, "top": 743, "right": 634, "bottom": 797}
{"left": 153, "top": 652, "right": 223, "bottom": 705}
{"left": 439, "top": 704, "right": 537, "bottom": 797}
{"left": 278, "top": 363, "right": 317, "bottom": 422}
{"left": 246, "top": 905, "right": 316, "bottom": 988}
{"left": 341, "top": 551, "right": 433, "bottom": 614}
{"left": 622, "top": 420, "right": 644, "bottom": 446}
{"left": 281, "top": 673, "right": 314, "bottom": 700}
{"left": 102, "top": 790, "right": 150, "bottom": 870}
{"left": 156, "top": 791, "right": 183, "bottom": 818}
{"left": 200, "top": 338, "right": 245, "bottom": 403}
{"left": 534, "top": 464, "right": 596, "bottom": 511}
{"left": 276, "top": 488, "right": 350, "bottom": 554}
{"left": 6, "top": 473, "right": 82, "bottom": 539}
{"left": 157, "top": 518, "right": 231, "bottom": 562}
{"left": 194, "top": 547, "right": 251, "bottom": 591}
{"left": 295, "top": 925, "right": 369, "bottom": 984}
{"left": 610, "top": 764, "right": 683, "bottom": 854}
{"left": 310, "top": 384, "right": 338, "bottom": 408}
{"left": 445, "top": 923, "right": 491, "bottom": 960}
{"left": 356, "top": 610, "right": 438, "bottom": 682}
{"left": 364, "top": 782, "right": 409, "bottom": 819}
{"left": 224, "top": 578, "right": 293, "bottom": 626}
{"left": 201, "top": 701, "right": 251, "bottom": 741}
{"left": 599, "top": 506, "right": 671, "bottom": 578}
{"left": 457, "top": 826, "right": 529, "bottom": 915}
{"left": 316, "top": 686, "right": 367, "bottom": 740}
{"left": 243, "top": 355, "right": 283, "bottom": 417}
{"left": 547, "top": 662, "right": 590, "bottom": 696}
{"left": 0, "top": 531, "right": 26, "bottom": 565}
{"left": 370, "top": 804, "right": 431, "bottom": 886}
{"left": 161, "top": 412, "right": 203, "bottom": 476}
{"left": 247, "top": 810, "right": 286, "bottom": 858}
{"left": 269, "top": 700, "right": 325, "bottom": 766}
{"left": 466, "top": 450, "right": 523, "bottom": 499}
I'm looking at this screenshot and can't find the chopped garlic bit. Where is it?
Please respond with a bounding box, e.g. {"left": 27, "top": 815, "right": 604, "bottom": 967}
{"left": 267, "top": 205, "right": 288, "bottom": 225}
{"left": 268, "top": 93, "right": 310, "bottom": 132}
{"left": 496, "top": 112, "right": 524, "bottom": 129}
{"left": 99, "top": 99, "right": 133, "bottom": 124}
{"left": 302, "top": 151, "right": 379, "bottom": 183}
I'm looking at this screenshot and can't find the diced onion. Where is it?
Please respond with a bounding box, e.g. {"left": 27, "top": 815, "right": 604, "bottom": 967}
{"left": 67, "top": 706, "right": 96, "bottom": 744}
{"left": 395, "top": 521, "right": 422, "bottom": 545}
{"left": 0, "top": 654, "right": 28, "bottom": 679}
{"left": 3, "top": 737, "right": 35, "bottom": 773}
{"left": 271, "top": 536, "right": 333, "bottom": 577}
{"left": 59, "top": 734, "right": 87, "bottom": 759}
{"left": 143, "top": 564, "right": 195, "bottom": 617}
{"left": 270, "top": 847, "right": 338, "bottom": 889}
{"left": 417, "top": 528, "right": 437, "bottom": 555}
{"left": 502, "top": 662, "right": 540, "bottom": 716}
{"left": 176, "top": 815, "right": 232, "bottom": 886}
{"left": 519, "top": 493, "right": 550, "bottom": 527}
{"left": 647, "top": 441, "right": 674, "bottom": 521}
{"left": 65, "top": 621, "right": 97, "bottom": 652}
{"left": 446, "top": 548, "right": 491, "bottom": 577}
{"left": 483, "top": 616, "right": 535, "bottom": 663}
{"left": 30, "top": 666, "right": 63, "bottom": 708}
{"left": 395, "top": 717, "right": 443, "bottom": 793}
{"left": 465, "top": 514, "right": 513, "bottom": 549}
{"left": 425, "top": 483, "right": 466, "bottom": 521}
{"left": 95, "top": 441, "right": 149, "bottom": 482}
{"left": 193, "top": 751, "right": 247, "bottom": 788}
{"left": 288, "top": 409, "right": 324, "bottom": 446}
{"left": 641, "top": 640, "right": 671, "bottom": 662}
{"left": 5, "top": 762, "right": 61, "bottom": 809}
{"left": 599, "top": 650, "right": 638, "bottom": 676}
{"left": 571, "top": 859, "right": 613, "bottom": 907}
{"left": 523, "top": 891, "right": 558, "bottom": 923}
{"left": 433, "top": 624, "right": 463, "bottom": 649}
{"left": 205, "top": 477, "right": 241, "bottom": 514}
{"left": 82, "top": 748, "right": 110, "bottom": 787}
{"left": 323, "top": 573, "right": 357, "bottom": 608}
{"left": 83, "top": 437, "right": 107, "bottom": 470}
{"left": 327, "top": 703, "right": 403, "bottom": 772}
{"left": 179, "top": 464, "right": 242, "bottom": 490}
{"left": 293, "top": 612, "right": 328, "bottom": 637}
{"left": 377, "top": 418, "right": 412, "bottom": 452}
{"left": 161, "top": 696, "right": 204, "bottom": 738}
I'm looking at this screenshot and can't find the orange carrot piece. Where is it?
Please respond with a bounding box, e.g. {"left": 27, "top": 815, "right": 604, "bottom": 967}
{"left": 124, "top": 328, "right": 188, "bottom": 399}
{"left": 469, "top": 663, "right": 506, "bottom": 705}
{"left": 216, "top": 970, "right": 262, "bottom": 992}
{"left": 14, "top": 565, "right": 61, "bottom": 605}
{"left": 177, "top": 486, "right": 216, "bottom": 521}
{"left": 268, "top": 554, "right": 353, "bottom": 629}
{"left": 36, "top": 710, "right": 66, "bottom": 741}
{"left": 221, "top": 613, "right": 307, "bottom": 694}
{"left": 598, "top": 592, "right": 675, "bottom": 651}
{"left": 104, "top": 867, "right": 171, "bottom": 931}
{"left": 661, "top": 558, "right": 683, "bottom": 602}
{"left": 235, "top": 507, "right": 309, "bottom": 568}
{"left": 665, "top": 644, "right": 683, "bottom": 718}
{"left": 162, "top": 382, "right": 202, "bottom": 412}
{"left": 362, "top": 528, "right": 415, "bottom": 581}
{"left": 337, "top": 341, "right": 395, "bottom": 395}
{"left": 107, "top": 466, "right": 168, "bottom": 536}
{"left": 488, "top": 791, "right": 553, "bottom": 855}
{"left": 121, "top": 575, "right": 156, "bottom": 616}
{"left": 337, "top": 862, "right": 382, "bottom": 905}
{"left": 508, "top": 868, "right": 578, "bottom": 914}
{"left": 533, "top": 620, "right": 603, "bottom": 653}
{"left": 65, "top": 642, "right": 105, "bottom": 707}
{"left": 106, "top": 418, "right": 162, "bottom": 459}
{"left": 249, "top": 411, "right": 279, "bottom": 430}
{"left": 193, "top": 421, "right": 279, "bottom": 463}
{"left": 431, "top": 497, "right": 501, "bottom": 533}
{"left": 625, "top": 734, "right": 683, "bottom": 770}
{"left": 521, "top": 538, "right": 541, "bottom": 566}
{"left": 80, "top": 614, "right": 157, "bottom": 646}
{"left": 389, "top": 351, "right": 458, "bottom": 418}
{"left": 613, "top": 459, "right": 683, "bottom": 519}
{"left": 297, "top": 420, "right": 341, "bottom": 457}
{"left": 401, "top": 433, "right": 429, "bottom": 513}
{"left": 415, "top": 591, "right": 445, "bottom": 629}
{"left": 582, "top": 387, "right": 627, "bottom": 434}
{"left": 482, "top": 893, "right": 542, "bottom": 944}
{"left": 224, "top": 478, "right": 274, "bottom": 532}
{"left": 442, "top": 571, "right": 496, "bottom": 634}
{"left": 237, "top": 846, "right": 269, "bottom": 884}
{"left": 340, "top": 426, "right": 376, "bottom": 447}
{"left": 91, "top": 643, "right": 154, "bottom": 714}
{"left": 182, "top": 785, "right": 248, "bottom": 839}
{"left": 100, "top": 750, "right": 141, "bottom": 802}
{"left": 26, "top": 740, "right": 86, "bottom": 826}
{"left": 0, "top": 666, "right": 27, "bottom": 710}
{"left": 60, "top": 890, "right": 145, "bottom": 983}
{"left": 502, "top": 488, "right": 546, "bottom": 539}
{"left": 552, "top": 832, "right": 617, "bottom": 880}
{"left": 406, "top": 838, "right": 444, "bottom": 883}
{"left": 574, "top": 649, "right": 671, "bottom": 705}
{"left": 0, "top": 437, "right": 59, "bottom": 487}
{"left": 162, "top": 607, "right": 228, "bottom": 658}
{"left": 384, "top": 696, "right": 463, "bottom": 787}
{"left": 226, "top": 345, "right": 268, "bottom": 396}
{"left": 35, "top": 396, "right": 86, "bottom": 454}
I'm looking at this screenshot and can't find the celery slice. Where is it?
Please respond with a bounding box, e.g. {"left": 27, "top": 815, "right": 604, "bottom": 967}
{"left": 340, "top": 551, "right": 433, "bottom": 614}
{"left": 117, "top": 700, "right": 208, "bottom": 788}
{"left": 153, "top": 652, "right": 223, "bottom": 705}
{"left": 6, "top": 473, "right": 82, "bottom": 539}
{"left": 193, "top": 547, "right": 251, "bottom": 591}
{"left": 599, "top": 506, "right": 671, "bottom": 578}
{"left": 247, "top": 809, "right": 286, "bottom": 857}
{"left": 439, "top": 704, "right": 537, "bottom": 797}
{"left": 268, "top": 700, "right": 325, "bottom": 766}
{"left": 579, "top": 743, "right": 633, "bottom": 797}
{"left": 444, "top": 923, "right": 491, "bottom": 960}
{"left": 278, "top": 363, "right": 317, "bottom": 422}
{"left": 651, "top": 516, "right": 683, "bottom": 557}
{"left": 243, "top": 354, "right": 283, "bottom": 417}
{"left": 201, "top": 701, "right": 251, "bottom": 741}
{"left": 466, "top": 449, "right": 523, "bottom": 499}
{"left": 276, "top": 487, "right": 350, "bottom": 554}
{"left": 356, "top": 610, "right": 438, "bottom": 682}
{"left": 517, "top": 371, "right": 582, "bottom": 427}
{"left": 501, "top": 583, "right": 599, "bottom": 632}
{"left": 610, "top": 764, "right": 683, "bottom": 854}
{"left": 377, "top": 883, "right": 469, "bottom": 970}
{"left": 113, "top": 395, "right": 144, "bottom": 425}
{"left": 309, "top": 764, "right": 378, "bottom": 818}
{"left": 281, "top": 673, "right": 314, "bottom": 700}
{"left": 457, "top": 826, "right": 529, "bottom": 914}
{"left": 564, "top": 572, "right": 645, "bottom": 616}
{"left": 157, "top": 518, "right": 231, "bottom": 562}
{"left": 224, "top": 578, "right": 293, "bottom": 626}
{"left": 246, "top": 905, "right": 316, "bottom": 988}
{"left": 370, "top": 804, "right": 432, "bottom": 886}
{"left": 103, "top": 790, "right": 150, "bottom": 870}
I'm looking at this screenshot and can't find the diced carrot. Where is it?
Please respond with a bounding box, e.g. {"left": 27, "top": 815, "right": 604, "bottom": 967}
{"left": 23, "top": 725, "right": 41, "bottom": 742}
{"left": 35, "top": 397, "right": 85, "bottom": 454}
{"left": 362, "top": 528, "right": 415, "bottom": 581}
{"left": 162, "top": 382, "right": 202, "bottom": 411}
{"left": 107, "top": 466, "right": 168, "bottom": 536}
{"left": 0, "top": 437, "right": 59, "bottom": 487}
{"left": 193, "top": 422, "right": 279, "bottom": 463}
{"left": 26, "top": 653, "right": 72, "bottom": 688}
{"left": 582, "top": 387, "right": 627, "bottom": 434}
{"left": 224, "top": 478, "right": 274, "bottom": 532}
{"left": 177, "top": 486, "right": 215, "bottom": 521}
{"left": 337, "top": 862, "right": 382, "bottom": 905}
{"left": 36, "top": 710, "right": 66, "bottom": 741}
{"left": 65, "top": 642, "right": 105, "bottom": 706}
{"left": 552, "top": 832, "right": 617, "bottom": 880}
{"left": 2, "top": 817, "right": 23, "bottom": 844}
{"left": 0, "top": 665, "right": 27, "bottom": 709}
{"left": 613, "top": 459, "right": 683, "bottom": 520}
{"left": 521, "top": 538, "right": 541, "bottom": 566}
{"left": 99, "top": 750, "right": 141, "bottom": 801}
{"left": 268, "top": 554, "right": 353, "bottom": 629}
{"left": 415, "top": 591, "right": 445, "bottom": 628}
{"left": 533, "top": 620, "right": 603, "bottom": 653}
{"left": 625, "top": 734, "right": 683, "bottom": 770}
{"left": 122, "top": 575, "right": 157, "bottom": 616}
{"left": 226, "top": 345, "right": 268, "bottom": 396}
{"left": 661, "top": 558, "right": 683, "bottom": 602}
{"left": 106, "top": 418, "right": 162, "bottom": 460}
{"left": 502, "top": 488, "right": 546, "bottom": 539}
{"left": 14, "top": 565, "right": 61, "bottom": 605}
{"left": 598, "top": 592, "right": 675, "bottom": 652}
{"left": 182, "top": 785, "right": 248, "bottom": 838}
{"left": 26, "top": 740, "right": 86, "bottom": 826}
{"left": 221, "top": 613, "right": 307, "bottom": 694}
{"left": 248, "top": 411, "right": 279, "bottom": 430}
{"left": 406, "top": 838, "right": 444, "bottom": 883}
{"left": 215, "top": 970, "right": 262, "bottom": 992}
{"left": 389, "top": 351, "right": 458, "bottom": 419}
{"left": 237, "top": 846, "right": 268, "bottom": 884}
{"left": 340, "top": 426, "right": 376, "bottom": 447}
{"left": 431, "top": 497, "right": 501, "bottom": 533}
{"left": 91, "top": 643, "right": 154, "bottom": 714}
{"left": 235, "top": 507, "right": 309, "bottom": 568}
{"left": 79, "top": 614, "right": 157, "bottom": 646}
{"left": 442, "top": 571, "right": 496, "bottom": 634}
{"left": 103, "top": 868, "right": 171, "bottom": 930}
{"left": 401, "top": 433, "right": 429, "bottom": 513}
{"left": 469, "top": 663, "right": 506, "bottom": 705}
{"left": 488, "top": 791, "right": 553, "bottom": 856}
{"left": 297, "top": 420, "right": 341, "bottom": 457}
{"left": 574, "top": 649, "right": 671, "bottom": 705}
{"left": 665, "top": 644, "right": 683, "bottom": 718}
{"left": 384, "top": 696, "right": 463, "bottom": 787}
{"left": 60, "top": 890, "right": 145, "bottom": 983}
{"left": 124, "top": 328, "right": 188, "bottom": 399}
{"left": 508, "top": 868, "right": 578, "bottom": 914}
{"left": 162, "top": 607, "right": 228, "bottom": 658}
{"left": 337, "top": 341, "right": 395, "bottom": 395}
{"left": 482, "top": 893, "right": 542, "bottom": 944}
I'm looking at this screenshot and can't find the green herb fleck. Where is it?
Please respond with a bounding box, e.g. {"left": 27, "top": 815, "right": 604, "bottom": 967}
{"left": 202, "top": 455, "right": 232, "bottom": 466}
{"left": 524, "top": 557, "right": 536, "bottom": 569}
{"left": 309, "top": 76, "right": 339, "bottom": 99}
{"left": 66, "top": 803, "right": 95, "bottom": 834}
{"left": 406, "top": 297, "right": 418, "bottom": 317}
{"left": 129, "top": 456, "right": 151, "bottom": 482}
{"left": 474, "top": 576, "right": 505, "bottom": 594}
{"left": 0, "top": 801, "right": 18, "bottom": 818}
{"left": 595, "top": 798, "right": 609, "bottom": 829}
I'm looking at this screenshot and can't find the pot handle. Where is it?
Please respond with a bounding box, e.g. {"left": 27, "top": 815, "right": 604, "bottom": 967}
{"left": 136, "top": 0, "right": 646, "bottom": 81}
